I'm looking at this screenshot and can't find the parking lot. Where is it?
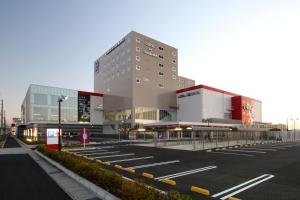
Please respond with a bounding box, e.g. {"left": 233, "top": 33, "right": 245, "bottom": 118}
{"left": 64, "top": 141, "right": 300, "bottom": 200}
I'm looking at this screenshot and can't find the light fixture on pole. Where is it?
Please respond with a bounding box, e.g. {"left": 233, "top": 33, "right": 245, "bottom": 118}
{"left": 291, "top": 118, "right": 299, "bottom": 141}
{"left": 58, "top": 95, "right": 68, "bottom": 151}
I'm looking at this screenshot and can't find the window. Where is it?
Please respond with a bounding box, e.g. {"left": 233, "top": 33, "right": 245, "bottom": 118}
{"left": 159, "top": 84, "right": 164, "bottom": 88}
{"left": 136, "top": 65, "right": 141, "bottom": 70}
{"left": 136, "top": 56, "right": 140, "bottom": 62}
{"left": 172, "top": 59, "right": 177, "bottom": 64}
{"left": 33, "top": 93, "right": 47, "bottom": 105}
{"left": 172, "top": 75, "right": 177, "bottom": 79}
{"left": 159, "top": 72, "right": 164, "bottom": 76}
{"left": 159, "top": 63, "right": 164, "bottom": 68}
{"left": 136, "top": 78, "right": 141, "bottom": 84}
{"left": 159, "top": 55, "right": 164, "bottom": 59}
{"left": 136, "top": 46, "right": 140, "bottom": 52}
{"left": 136, "top": 37, "right": 140, "bottom": 43}
{"left": 159, "top": 46, "right": 164, "bottom": 50}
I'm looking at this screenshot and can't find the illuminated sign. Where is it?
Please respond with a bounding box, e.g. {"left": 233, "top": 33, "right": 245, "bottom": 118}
{"left": 143, "top": 50, "right": 158, "bottom": 57}
{"left": 178, "top": 91, "right": 200, "bottom": 98}
{"left": 78, "top": 93, "right": 91, "bottom": 123}
{"left": 46, "top": 128, "right": 60, "bottom": 150}
{"left": 242, "top": 104, "right": 253, "bottom": 111}
{"left": 144, "top": 41, "right": 155, "bottom": 48}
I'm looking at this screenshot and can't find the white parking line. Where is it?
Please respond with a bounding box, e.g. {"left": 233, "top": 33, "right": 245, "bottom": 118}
{"left": 95, "top": 153, "right": 135, "bottom": 159}
{"left": 127, "top": 160, "right": 180, "bottom": 169}
{"left": 240, "top": 148, "right": 277, "bottom": 151}
{"left": 76, "top": 150, "right": 108, "bottom": 155}
{"left": 225, "top": 149, "right": 266, "bottom": 154}
{"left": 154, "top": 166, "right": 217, "bottom": 180}
{"left": 213, "top": 174, "right": 274, "bottom": 200}
{"left": 96, "top": 146, "right": 115, "bottom": 149}
{"left": 67, "top": 147, "right": 97, "bottom": 151}
{"left": 257, "top": 146, "right": 287, "bottom": 150}
{"left": 79, "top": 151, "right": 120, "bottom": 156}
{"left": 108, "top": 156, "right": 154, "bottom": 163}
{"left": 209, "top": 151, "right": 253, "bottom": 157}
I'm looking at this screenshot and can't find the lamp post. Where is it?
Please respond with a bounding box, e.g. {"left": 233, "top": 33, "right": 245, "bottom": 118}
{"left": 58, "top": 95, "right": 68, "bottom": 151}
{"left": 292, "top": 118, "right": 299, "bottom": 141}
{"left": 287, "top": 118, "right": 290, "bottom": 141}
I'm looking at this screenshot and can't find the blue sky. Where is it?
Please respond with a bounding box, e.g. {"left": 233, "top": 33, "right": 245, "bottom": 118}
{"left": 1, "top": 0, "right": 300, "bottom": 124}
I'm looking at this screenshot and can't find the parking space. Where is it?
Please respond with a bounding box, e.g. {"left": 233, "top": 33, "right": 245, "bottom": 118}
{"left": 207, "top": 141, "right": 300, "bottom": 157}
{"left": 64, "top": 140, "right": 300, "bottom": 200}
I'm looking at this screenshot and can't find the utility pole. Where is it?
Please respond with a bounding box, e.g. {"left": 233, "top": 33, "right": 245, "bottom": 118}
{"left": 1, "top": 99, "right": 3, "bottom": 135}
{"left": 4, "top": 110, "right": 6, "bottom": 134}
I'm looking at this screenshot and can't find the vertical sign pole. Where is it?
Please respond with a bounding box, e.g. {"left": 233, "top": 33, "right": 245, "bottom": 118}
{"left": 83, "top": 128, "right": 86, "bottom": 149}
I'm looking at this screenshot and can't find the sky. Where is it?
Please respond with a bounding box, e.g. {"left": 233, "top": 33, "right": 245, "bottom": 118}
{"left": 0, "top": 0, "right": 300, "bottom": 124}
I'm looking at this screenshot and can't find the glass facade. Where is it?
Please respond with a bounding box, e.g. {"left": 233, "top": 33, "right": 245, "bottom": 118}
{"left": 104, "top": 109, "right": 131, "bottom": 122}
{"left": 29, "top": 85, "right": 78, "bottom": 122}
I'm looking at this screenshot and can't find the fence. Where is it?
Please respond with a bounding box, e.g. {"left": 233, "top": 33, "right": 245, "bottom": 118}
{"left": 148, "top": 130, "right": 300, "bottom": 150}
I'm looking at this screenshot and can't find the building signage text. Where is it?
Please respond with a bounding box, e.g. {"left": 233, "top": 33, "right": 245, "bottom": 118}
{"left": 105, "top": 38, "right": 125, "bottom": 56}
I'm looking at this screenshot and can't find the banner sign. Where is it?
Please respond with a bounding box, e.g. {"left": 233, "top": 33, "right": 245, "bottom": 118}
{"left": 78, "top": 93, "right": 90, "bottom": 122}
{"left": 80, "top": 128, "right": 90, "bottom": 144}
{"left": 46, "top": 128, "right": 60, "bottom": 150}
{"left": 158, "top": 131, "right": 164, "bottom": 139}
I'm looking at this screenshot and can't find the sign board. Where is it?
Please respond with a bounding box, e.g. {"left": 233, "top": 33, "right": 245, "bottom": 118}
{"left": 78, "top": 93, "right": 91, "bottom": 122}
{"left": 46, "top": 128, "right": 60, "bottom": 150}
{"left": 129, "top": 132, "right": 136, "bottom": 140}
{"left": 80, "top": 128, "right": 90, "bottom": 144}
{"left": 158, "top": 131, "right": 164, "bottom": 140}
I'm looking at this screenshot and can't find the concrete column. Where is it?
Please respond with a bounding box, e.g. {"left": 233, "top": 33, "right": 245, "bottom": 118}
{"left": 166, "top": 130, "right": 170, "bottom": 140}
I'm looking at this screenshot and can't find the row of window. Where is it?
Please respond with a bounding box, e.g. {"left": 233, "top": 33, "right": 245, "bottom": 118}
{"left": 135, "top": 78, "right": 175, "bottom": 88}
{"left": 136, "top": 37, "right": 177, "bottom": 56}
{"left": 135, "top": 55, "right": 176, "bottom": 64}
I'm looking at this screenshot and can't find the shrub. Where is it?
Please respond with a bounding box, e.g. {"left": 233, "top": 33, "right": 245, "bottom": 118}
{"left": 19, "top": 137, "right": 44, "bottom": 145}
{"left": 37, "top": 145, "right": 192, "bottom": 200}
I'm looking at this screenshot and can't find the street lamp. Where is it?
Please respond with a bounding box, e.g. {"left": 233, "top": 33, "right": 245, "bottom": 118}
{"left": 287, "top": 118, "right": 291, "bottom": 141}
{"left": 291, "top": 118, "right": 299, "bottom": 141}
{"left": 58, "top": 95, "right": 68, "bottom": 151}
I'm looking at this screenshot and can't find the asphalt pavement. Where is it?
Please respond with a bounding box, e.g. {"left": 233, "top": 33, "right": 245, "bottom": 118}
{"left": 4, "top": 135, "right": 21, "bottom": 148}
{"left": 67, "top": 141, "right": 300, "bottom": 200}
{"left": 0, "top": 136, "right": 72, "bottom": 200}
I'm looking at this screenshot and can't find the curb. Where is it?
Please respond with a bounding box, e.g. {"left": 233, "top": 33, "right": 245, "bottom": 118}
{"left": 160, "top": 179, "right": 176, "bottom": 186}
{"left": 228, "top": 196, "right": 241, "bottom": 200}
{"left": 124, "top": 168, "right": 135, "bottom": 174}
{"left": 36, "top": 150, "right": 120, "bottom": 200}
{"left": 191, "top": 186, "right": 210, "bottom": 196}
{"left": 142, "top": 172, "right": 154, "bottom": 179}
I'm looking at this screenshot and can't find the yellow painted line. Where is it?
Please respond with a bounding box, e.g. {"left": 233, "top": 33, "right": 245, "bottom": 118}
{"left": 191, "top": 186, "right": 210, "bottom": 196}
{"left": 222, "top": 148, "right": 226, "bottom": 150}
{"left": 215, "top": 148, "right": 220, "bottom": 151}
{"left": 124, "top": 168, "right": 135, "bottom": 174}
{"left": 114, "top": 164, "right": 122, "bottom": 169}
{"left": 142, "top": 172, "right": 154, "bottom": 179}
{"left": 103, "top": 162, "right": 111, "bottom": 166}
{"left": 160, "top": 179, "right": 176, "bottom": 186}
{"left": 96, "top": 159, "right": 102, "bottom": 163}
{"left": 228, "top": 196, "right": 241, "bottom": 200}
